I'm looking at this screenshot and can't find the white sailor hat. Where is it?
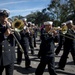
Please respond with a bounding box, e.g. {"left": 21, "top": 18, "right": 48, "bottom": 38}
{"left": 28, "top": 22, "right": 32, "bottom": 25}
{"left": 0, "top": 9, "right": 10, "bottom": 17}
{"left": 22, "top": 18, "right": 27, "bottom": 21}
{"left": 66, "top": 20, "right": 73, "bottom": 25}
{"left": 44, "top": 21, "right": 53, "bottom": 25}
{"left": 61, "top": 22, "right": 66, "bottom": 26}
{"left": 57, "top": 26, "right": 60, "bottom": 28}
{"left": 32, "top": 23, "right": 35, "bottom": 26}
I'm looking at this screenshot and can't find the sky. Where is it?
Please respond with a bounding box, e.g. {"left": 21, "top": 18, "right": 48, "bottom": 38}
{"left": 0, "top": 0, "right": 50, "bottom": 18}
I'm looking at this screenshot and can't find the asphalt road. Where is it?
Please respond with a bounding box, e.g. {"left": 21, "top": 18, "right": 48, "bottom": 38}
{"left": 3, "top": 36, "right": 75, "bottom": 75}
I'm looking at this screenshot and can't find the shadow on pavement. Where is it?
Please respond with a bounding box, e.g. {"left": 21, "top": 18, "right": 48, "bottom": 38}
{"left": 14, "top": 65, "right": 36, "bottom": 74}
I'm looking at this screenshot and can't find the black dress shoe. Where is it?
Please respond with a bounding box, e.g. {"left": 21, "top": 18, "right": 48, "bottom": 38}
{"left": 55, "top": 52, "right": 58, "bottom": 55}
{"left": 31, "top": 51, "right": 34, "bottom": 55}
{"left": 34, "top": 45, "right": 36, "bottom": 47}
{"left": 16, "top": 62, "right": 21, "bottom": 65}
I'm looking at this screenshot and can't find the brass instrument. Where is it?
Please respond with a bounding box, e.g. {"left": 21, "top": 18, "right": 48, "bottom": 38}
{"left": 12, "top": 19, "right": 24, "bottom": 32}
{"left": 52, "top": 26, "right": 68, "bottom": 34}
{"left": 29, "top": 27, "right": 34, "bottom": 35}
{"left": 52, "top": 27, "right": 62, "bottom": 30}
{"left": 51, "top": 26, "right": 67, "bottom": 34}
{"left": 6, "top": 19, "right": 24, "bottom": 53}
{"left": 61, "top": 25, "right": 68, "bottom": 34}
{"left": 48, "top": 25, "right": 75, "bottom": 40}
{"left": 47, "top": 27, "right": 59, "bottom": 36}
{"left": 59, "top": 25, "right": 75, "bottom": 40}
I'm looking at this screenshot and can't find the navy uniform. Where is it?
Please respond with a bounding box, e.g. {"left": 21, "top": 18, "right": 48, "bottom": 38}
{"left": 58, "top": 20, "right": 75, "bottom": 70}
{"left": 15, "top": 32, "right": 22, "bottom": 65}
{"left": 35, "top": 21, "right": 58, "bottom": 75}
{"left": 16, "top": 45, "right": 22, "bottom": 65}
{"left": 19, "top": 27, "right": 31, "bottom": 69}
{"left": 55, "top": 23, "right": 66, "bottom": 55}
{"left": 33, "top": 24, "right": 37, "bottom": 47}
{"left": 28, "top": 22, "right": 34, "bottom": 55}
{"left": 0, "top": 9, "right": 21, "bottom": 75}
{"left": 0, "top": 25, "right": 15, "bottom": 75}
{"left": 16, "top": 18, "right": 27, "bottom": 65}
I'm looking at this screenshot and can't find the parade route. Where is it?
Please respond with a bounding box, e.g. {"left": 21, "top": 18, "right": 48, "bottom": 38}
{"left": 3, "top": 36, "right": 75, "bottom": 75}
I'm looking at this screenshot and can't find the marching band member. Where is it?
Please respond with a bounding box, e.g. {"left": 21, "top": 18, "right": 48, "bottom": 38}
{"left": 0, "top": 9, "right": 21, "bottom": 75}
{"left": 28, "top": 22, "right": 34, "bottom": 55}
{"left": 57, "top": 20, "right": 75, "bottom": 70}
{"left": 21, "top": 18, "right": 28, "bottom": 26}
{"left": 55, "top": 23, "right": 66, "bottom": 55}
{"left": 35, "top": 21, "right": 58, "bottom": 75}
{"left": 17, "top": 18, "right": 32, "bottom": 69}
{"left": 32, "top": 23, "right": 37, "bottom": 47}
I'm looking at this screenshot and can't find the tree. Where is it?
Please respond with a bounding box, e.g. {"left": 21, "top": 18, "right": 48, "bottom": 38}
{"left": 44, "top": 0, "right": 75, "bottom": 26}
{"left": 11, "top": 15, "right": 24, "bottom": 21}
{"left": 65, "top": 0, "right": 75, "bottom": 24}
{"left": 26, "top": 11, "right": 50, "bottom": 26}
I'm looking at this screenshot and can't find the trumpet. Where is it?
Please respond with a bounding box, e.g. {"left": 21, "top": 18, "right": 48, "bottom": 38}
{"left": 59, "top": 25, "right": 75, "bottom": 40}
{"left": 48, "top": 28, "right": 59, "bottom": 36}
{"left": 52, "top": 26, "right": 68, "bottom": 34}
{"left": 47, "top": 26, "right": 68, "bottom": 36}
{"left": 48, "top": 25, "right": 75, "bottom": 40}
{"left": 52, "top": 27, "right": 62, "bottom": 30}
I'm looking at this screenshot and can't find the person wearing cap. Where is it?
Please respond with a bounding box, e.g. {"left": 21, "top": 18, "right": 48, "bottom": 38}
{"left": 16, "top": 18, "right": 32, "bottom": 69}
{"left": 35, "top": 21, "right": 58, "bottom": 75}
{"left": 18, "top": 26, "right": 32, "bottom": 69}
{"left": 21, "top": 18, "right": 28, "bottom": 26}
{"left": 0, "top": 9, "right": 21, "bottom": 75}
{"left": 55, "top": 23, "right": 66, "bottom": 55}
{"left": 31, "top": 23, "right": 37, "bottom": 47}
{"left": 0, "top": 9, "right": 9, "bottom": 17}
{"left": 57, "top": 20, "right": 75, "bottom": 70}
{"left": 28, "top": 22, "right": 34, "bottom": 55}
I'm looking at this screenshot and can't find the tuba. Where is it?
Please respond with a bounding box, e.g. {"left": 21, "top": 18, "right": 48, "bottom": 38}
{"left": 12, "top": 19, "right": 24, "bottom": 32}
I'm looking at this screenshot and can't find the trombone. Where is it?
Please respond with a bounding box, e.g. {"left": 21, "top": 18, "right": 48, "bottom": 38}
{"left": 59, "top": 25, "right": 75, "bottom": 40}
{"left": 7, "top": 19, "right": 24, "bottom": 53}
{"left": 48, "top": 26, "right": 75, "bottom": 40}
